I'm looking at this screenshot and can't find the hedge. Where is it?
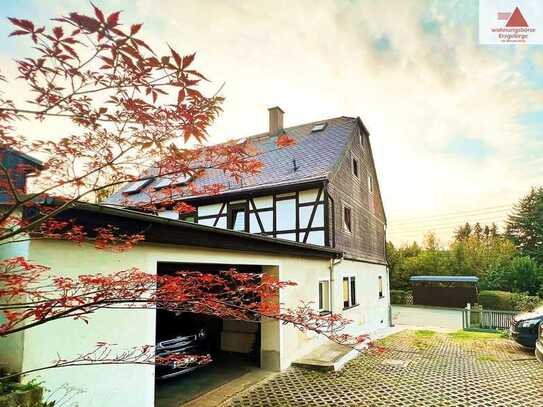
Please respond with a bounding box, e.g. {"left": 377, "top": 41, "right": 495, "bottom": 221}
{"left": 391, "top": 289, "right": 412, "bottom": 305}
{"left": 478, "top": 290, "right": 542, "bottom": 311}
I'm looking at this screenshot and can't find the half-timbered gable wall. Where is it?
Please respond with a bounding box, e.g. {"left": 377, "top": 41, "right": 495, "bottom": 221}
{"left": 326, "top": 123, "right": 386, "bottom": 263}
{"left": 159, "top": 187, "right": 327, "bottom": 246}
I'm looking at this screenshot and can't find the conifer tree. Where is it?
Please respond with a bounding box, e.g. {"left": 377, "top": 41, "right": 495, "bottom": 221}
{"left": 506, "top": 187, "right": 543, "bottom": 266}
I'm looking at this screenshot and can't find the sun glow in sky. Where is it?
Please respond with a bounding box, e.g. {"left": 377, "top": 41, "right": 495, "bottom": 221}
{"left": 1, "top": 0, "right": 542, "bottom": 245}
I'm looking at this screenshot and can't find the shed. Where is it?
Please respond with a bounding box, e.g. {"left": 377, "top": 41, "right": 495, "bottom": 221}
{"left": 409, "top": 275, "right": 479, "bottom": 308}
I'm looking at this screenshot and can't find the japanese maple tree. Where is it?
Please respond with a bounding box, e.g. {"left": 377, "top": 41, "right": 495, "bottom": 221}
{"left": 0, "top": 4, "right": 366, "bottom": 379}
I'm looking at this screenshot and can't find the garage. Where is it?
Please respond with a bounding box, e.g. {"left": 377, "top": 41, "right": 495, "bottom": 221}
{"left": 15, "top": 203, "right": 342, "bottom": 407}
{"left": 155, "top": 262, "right": 263, "bottom": 407}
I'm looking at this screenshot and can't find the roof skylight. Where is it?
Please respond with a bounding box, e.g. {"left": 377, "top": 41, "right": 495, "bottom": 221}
{"left": 123, "top": 178, "right": 153, "bottom": 194}
{"left": 311, "top": 122, "right": 327, "bottom": 132}
{"left": 154, "top": 174, "right": 192, "bottom": 190}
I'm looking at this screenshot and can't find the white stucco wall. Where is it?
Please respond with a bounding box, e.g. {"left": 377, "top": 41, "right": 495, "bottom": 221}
{"left": 332, "top": 260, "right": 390, "bottom": 336}
{"left": 19, "top": 240, "right": 333, "bottom": 406}
{"left": 0, "top": 235, "right": 30, "bottom": 373}
{"left": 8, "top": 239, "right": 391, "bottom": 407}
{"left": 391, "top": 305, "right": 464, "bottom": 330}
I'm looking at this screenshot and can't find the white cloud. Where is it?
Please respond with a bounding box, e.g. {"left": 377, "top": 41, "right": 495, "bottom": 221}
{"left": 2, "top": 0, "right": 542, "bottom": 244}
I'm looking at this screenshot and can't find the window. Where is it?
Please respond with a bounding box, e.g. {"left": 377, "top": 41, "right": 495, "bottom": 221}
{"left": 343, "top": 205, "right": 352, "bottom": 233}
{"left": 318, "top": 280, "right": 330, "bottom": 313}
{"left": 368, "top": 174, "right": 373, "bottom": 193}
{"left": 352, "top": 157, "right": 359, "bottom": 178}
{"left": 180, "top": 212, "right": 196, "bottom": 223}
{"left": 122, "top": 178, "right": 152, "bottom": 194}
{"left": 378, "top": 276, "right": 384, "bottom": 299}
{"left": 343, "top": 276, "right": 357, "bottom": 309}
{"left": 154, "top": 174, "right": 192, "bottom": 190}
{"left": 360, "top": 133, "right": 365, "bottom": 150}
{"left": 227, "top": 203, "right": 247, "bottom": 231}
{"left": 311, "top": 122, "right": 327, "bottom": 132}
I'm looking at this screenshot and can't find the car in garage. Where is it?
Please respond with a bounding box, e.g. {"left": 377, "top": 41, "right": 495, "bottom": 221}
{"left": 155, "top": 311, "right": 210, "bottom": 380}
{"left": 510, "top": 306, "right": 543, "bottom": 348}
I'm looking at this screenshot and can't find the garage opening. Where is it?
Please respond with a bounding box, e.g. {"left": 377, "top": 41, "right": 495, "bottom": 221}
{"left": 155, "top": 262, "right": 263, "bottom": 407}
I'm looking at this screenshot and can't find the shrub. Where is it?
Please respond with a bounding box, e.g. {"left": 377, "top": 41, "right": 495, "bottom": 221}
{"left": 479, "top": 290, "right": 542, "bottom": 311}
{"left": 390, "top": 289, "right": 413, "bottom": 305}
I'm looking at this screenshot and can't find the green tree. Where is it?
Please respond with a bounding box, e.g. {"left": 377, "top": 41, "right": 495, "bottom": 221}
{"left": 454, "top": 222, "right": 472, "bottom": 242}
{"left": 502, "top": 256, "right": 543, "bottom": 295}
{"left": 506, "top": 187, "right": 543, "bottom": 266}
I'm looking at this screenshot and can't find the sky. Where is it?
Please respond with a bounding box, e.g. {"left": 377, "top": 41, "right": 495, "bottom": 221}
{"left": 1, "top": 0, "right": 542, "bottom": 246}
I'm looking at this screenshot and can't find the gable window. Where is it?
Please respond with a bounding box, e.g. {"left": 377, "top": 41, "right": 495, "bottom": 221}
{"left": 227, "top": 202, "right": 247, "bottom": 231}
{"left": 378, "top": 276, "right": 384, "bottom": 299}
{"left": 352, "top": 156, "right": 359, "bottom": 178}
{"left": 318, "top": 280, "right": 330, "bottom": 313}
{"left": 343, "top": 276, "right": 357, "bottom": 309}
{"left": 360, "top": 133, "right": 365, "bottom": 151}
{"left": 368, "top": 174, "right": 373, "bottom": 193}
{"left": 343, "top": 205, "right": 352, "bottom": 233}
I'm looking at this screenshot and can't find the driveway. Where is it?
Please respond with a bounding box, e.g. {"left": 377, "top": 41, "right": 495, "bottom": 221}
{"left": 222, "top": 330, "right": 543, "bottom": 406}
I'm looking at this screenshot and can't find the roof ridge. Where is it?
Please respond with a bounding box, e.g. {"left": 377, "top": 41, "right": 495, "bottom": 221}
{"left": 226, "top": 115, "right": 356, "bottom": 144}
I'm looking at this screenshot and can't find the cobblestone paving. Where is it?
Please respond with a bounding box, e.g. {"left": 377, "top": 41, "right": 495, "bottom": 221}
{"left": 224, "top": 330, "right": 543, "bottom": 407}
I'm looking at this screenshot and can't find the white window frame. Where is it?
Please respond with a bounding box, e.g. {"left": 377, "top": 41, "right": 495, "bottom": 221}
{"left": 318, "top": 279, "right": 331, "bottom": 313}
{"left": 342, "top": 275, "right": 357, "bottom": 309}
{"left": 342, "top": 203, "right": 353, "bottom": 234}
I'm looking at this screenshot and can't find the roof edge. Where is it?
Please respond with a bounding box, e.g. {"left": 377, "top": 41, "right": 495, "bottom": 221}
{"left": 68, "top": 201, "right": 343, "bottom": 259}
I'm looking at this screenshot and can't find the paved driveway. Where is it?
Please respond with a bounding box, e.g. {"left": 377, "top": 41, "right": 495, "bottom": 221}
{"left": 223, "top": 330, "right": 543, "bottom": 406}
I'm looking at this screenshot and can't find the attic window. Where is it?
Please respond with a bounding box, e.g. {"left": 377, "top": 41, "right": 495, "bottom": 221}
{"left": 123, "top": 178, "right": 152, "bottom": 194}
{"left": 352, "top": 156, "right": 359, "bottom": 178}
{"left": 154, "top": 174, "right": 192, "bottom": 190}
{"left": 311, "top": 122, "right": 327, "bottom": 132}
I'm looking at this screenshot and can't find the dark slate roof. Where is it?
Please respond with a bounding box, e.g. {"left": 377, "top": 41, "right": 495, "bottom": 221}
{"left": 105, "top": 116, "right": 358, "bottom": 206}
{"left": 410, "top": 276, "right": 479, "bottom": 283}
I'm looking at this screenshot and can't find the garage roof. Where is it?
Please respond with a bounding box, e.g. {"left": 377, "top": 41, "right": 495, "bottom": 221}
{"left": 409, "top": 276, "right": 479, "bottom": 283}
{"left": 53, "top": 202, "right": 343, "bottom": 259}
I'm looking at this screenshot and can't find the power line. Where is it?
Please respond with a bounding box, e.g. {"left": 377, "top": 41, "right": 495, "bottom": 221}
{"left": 389, "top": 203, "right": 513, "bottom": 224}
{"left": 390, "top": 208, "right": 512, "bottom": 227}
{"left": 389, "top": 216, "right": 508, "bottom": 233}
{"left": 390, "top": 212, "right": 510, "bottom": 231}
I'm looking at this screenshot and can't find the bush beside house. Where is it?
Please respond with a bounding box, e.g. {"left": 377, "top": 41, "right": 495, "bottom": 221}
{"left": 0, "top": 380, "right": 46, "bottom": 407}
{"left": 478, "top": 290, "right": 541, "bottom": 312}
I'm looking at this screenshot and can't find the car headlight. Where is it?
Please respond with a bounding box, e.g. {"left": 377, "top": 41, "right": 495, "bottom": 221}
{"left": 519, "top": 319, "right": 540, "bottom": 328}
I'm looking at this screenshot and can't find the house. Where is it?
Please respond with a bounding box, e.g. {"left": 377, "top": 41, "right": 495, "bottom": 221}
{"left": 107, "top": 107, "right": 388, "bottom": 322}
{"left": 0, "top": 148, "right": 43, "bottom": 209}
{"left": 0, "top": 109, "right": 390, "bottom": 407}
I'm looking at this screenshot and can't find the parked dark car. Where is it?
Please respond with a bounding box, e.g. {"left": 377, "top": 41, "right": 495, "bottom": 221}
{"left": 510, "top": 306, "right": 543, "bottom": 348}
{"left": 536, "top": 324, "right": 543, "bottom": 363}
{"left": 155, "top": 326, "right": 208, "bottom": 380}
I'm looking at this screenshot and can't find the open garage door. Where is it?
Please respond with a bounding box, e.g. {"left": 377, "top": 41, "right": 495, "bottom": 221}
{"left": 155, "top": 262, "right": 262, "bottom": 407}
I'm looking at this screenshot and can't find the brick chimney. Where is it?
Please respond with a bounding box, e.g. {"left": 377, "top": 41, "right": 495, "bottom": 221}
{"left": 268, "top": 106, "right": 284, "bottom": 135}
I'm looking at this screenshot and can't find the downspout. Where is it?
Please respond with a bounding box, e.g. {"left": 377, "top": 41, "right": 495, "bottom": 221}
{"left": 330, "top": 255, "right": 343, "bottom": 313}
{"left": 384, "top": 223, "right": 393, "bottom": 327}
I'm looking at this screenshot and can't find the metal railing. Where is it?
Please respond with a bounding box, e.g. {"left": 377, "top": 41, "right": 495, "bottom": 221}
{"left": 463, "top": 306, "right": 517, "bottom": 331}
